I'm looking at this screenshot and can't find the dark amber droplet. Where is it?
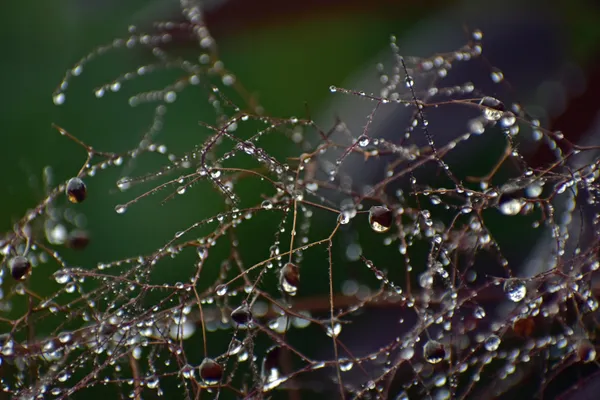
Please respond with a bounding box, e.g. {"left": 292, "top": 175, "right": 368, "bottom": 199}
{"left": 280, "top": 262, "right": 300, "bottom": 295}
{"left": 199, "top": 357, "right": 223, "bottom": 384}
{"left": 369, "top": 206, "right": 393, "bottom": 233}
{"left": 512, "top": 317, "right": 535, "bottom": 337}
{"left": 231, "top": 304, "right": 252, "bottom": 326}
{"left": 9, "top": 256, "right": 31, "bottom": 280}
{"left": 66, "top": 177, "right": 87, "bottom": 203}
{"left": 67, "top": 230, "right": 90, "bottom": 250}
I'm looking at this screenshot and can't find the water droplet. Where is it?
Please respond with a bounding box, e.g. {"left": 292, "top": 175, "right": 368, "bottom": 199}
{"left": 357, "top": 135, "right": 370, "bottom": 147}
{"left": 181, "top": 364, "right": 195, "bottom": 379}
{"left": 326, "top": 322, "right": 342, "bottom": 338}
{"left": 58, "top": 332, "right": 72, "bottom": 344}
{"left": 369, "top": 206, "right": 393, "bottom": 233}
{"left": 423, "top": 340, "right": 446, "bottom": 364}
{"left": 526, "top": 183, "right": 543, "bottom": 198}
{"left": 261, "top": 200, "right": 273, "bottom": 210}
{"left": 339, "top": 358, "right": 353, "bottom": 371}
{"left": 117, "top": 177, "right": 131, "bottom": 191}
{"left": 66, "top": 177, "right": 87, "bottom": 203}
{"left": 54, "top": 270, "right": 70, "bottom": 284}
{"left": 215, "top": 284, "right": 228, "bottom": 296}
{"left": 53, "top": 93, "right": 65, "bottom": 105}
{"left": 499, "top": 199, "right": 522, "bottom": 216}
{"left": 231, "top": 305, "right": 252, "bottom": 326}
{"left": 504, "top": 279, "right": 526, "bottom": 302}
{"left": 199, "top": 358, "right": 223, "bottom": 384}
{"left": 490, "top": 68, "right": 504, "bottom": 83}
{"left": 280, "top": 262, "right": 300, "bottom": 296}
{"left": 484, "top": 334, "right": 501, "bottom": 351}
{"left": 474, "top": 306, "right": 486, "bottom": 319}
{"left": 115, "top": 205, "right": 127, "bottom": 214}
{"left": 9, "top": 256, "right": 31, "bottom": 280}
{"left": 483, "top": 107, "right": 503, "bottom": 121}
{"left": 576, "top": 340, "right": 596, "bottom": 363}
{"left": 164, "top": 91, "right": 177, "bottom": 103}
{"left": 500, "top": 112, "right": 516, "bottom": 128}
{"left": 338, "top": 213, "right": 350, "bottom": 225}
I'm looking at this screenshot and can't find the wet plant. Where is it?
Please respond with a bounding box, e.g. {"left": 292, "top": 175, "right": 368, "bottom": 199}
{"left": 1, "top": 2, "right": 600, "bottom": 399}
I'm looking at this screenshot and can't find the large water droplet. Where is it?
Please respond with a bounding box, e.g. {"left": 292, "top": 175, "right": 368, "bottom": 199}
{"left": 504, "top": 279, "right": 526, "bottom": 302}
{"left": 484, "top": 334, "right": 501, "bottom": 351}
{"left": 215, "top": 284, "right": 228, "bottom": 296}
{"left": 499, "top": 199, "right": 522, "bottom": 215}
{"left": 199, "top": 358, "right": 223, "bottom": 384}
{"left": 280, "top": 262, "right": 300, "bottom": 296}
{"left": 9, "top": 256, "right": 31, "bottom": 281}
{"left": 423, "top": 340, "right": 445, "bottom": 364}
{"left": 66, "top": 177, "right": 87, "bottom": 203}
{"left": 369, "top": 205, "right": 393, "bottom": 233}
{"left": 231, "top": 305, "right": 252, "bottom": 327}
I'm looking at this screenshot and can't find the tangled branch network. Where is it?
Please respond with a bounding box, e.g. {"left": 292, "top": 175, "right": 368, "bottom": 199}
{"left": 2, "top": 2, "right": 600, "bottom": 399}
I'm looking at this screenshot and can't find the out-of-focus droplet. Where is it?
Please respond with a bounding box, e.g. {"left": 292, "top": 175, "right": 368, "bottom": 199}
{"left": 9, "top": 256, "right": 31, "bottom": 280}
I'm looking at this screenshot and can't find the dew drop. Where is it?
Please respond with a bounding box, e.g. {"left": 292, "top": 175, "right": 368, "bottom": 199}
{"left": 326, "top": 322, "right": 342, "bottom": 338}
{"left": 231, "top": 305, "right": 252, "bottom": 326}
{"left": 576, "top": 340, "right": 596, "bottom": 363}
{"left": 280, "top": 262, "right": 300, "bottom": 296}
{"left": 164, "top": 91, "right": 177, "bottom": 103}
{"left": 473, "top": 306, "right": 486, "bottom": 319}
{"left": 199, "top": 358, "right": 223, "bottom": 384}
{"left": 115, "top": 205, "right": 128, "bottom": 214}
{"left": 423, "top": 340, "right": 446, "bottom": 364}
{"left": 504, "top": 279, "right": 526, "bottom": 302}
{"left": 54, "top": 270, "right": 70, "bottom": 284}
{"left": 215, "top": 284, "right": 228, "bottom": 297}
{"left": 499, "top": 199, "right": 522, "bottom": 215}
{"left": 116, "top": 177, "right": 131, "bottom": 191}
{"left": 357, "top": 135, "right": 370, "bottom": 148}
{"left": 484, "top": 334, "right": 501, "bottom": 351}
{"left": 9, "top": 256, "right": 31, "bottom": 280}
{"left": 483, "top": 107, "right": 503, "bottom": 121}
{"left": 66, "top": 177, "right": 87, "bottom": 203}
{"left": 490, "top": 69, "right": 504, "bottom": 83}
{"left": 261, "top": 200, "right": 273, "bottom": 210}
{"left": 339, "top": 358, "right": 353, "bottom": 371}
{"left": 53, "top": 93, "right": 65, "bottom": 105}
{"left": 369, "top": 206, "right": 393, "bottom": 233}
